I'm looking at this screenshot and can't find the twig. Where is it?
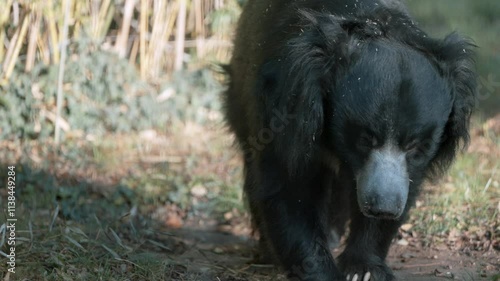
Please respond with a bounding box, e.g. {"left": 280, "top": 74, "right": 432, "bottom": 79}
{"left": 398, "top": 262, "right": 444, "bottom": 268}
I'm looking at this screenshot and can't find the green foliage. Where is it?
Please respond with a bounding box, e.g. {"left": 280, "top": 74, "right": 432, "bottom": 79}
{"left": 0, "top": 38, "right": 223, "bottom": 141}
{"left": 235, "top": 0, "right": 247, "bottom": 7}
{"left": 161, "top": 69, "right": 223, "bottom": 125}
{"left": 407, "top": 0, "right": 500, "bottom": 116}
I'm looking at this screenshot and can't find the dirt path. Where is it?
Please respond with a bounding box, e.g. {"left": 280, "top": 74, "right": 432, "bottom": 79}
{"left": 160, "top": 228, "right": 498, "bottom": 281}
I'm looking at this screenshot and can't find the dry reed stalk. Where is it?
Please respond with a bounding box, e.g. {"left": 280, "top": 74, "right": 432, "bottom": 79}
{"left": 45, "top": 0, "right": 60, "bottom": 64}
{"left": 194, "top": 0, "right": 205, "bottom": 58}
{"left": 148, "top": 0, "right": 167, "bottom": 78}
{"left": 1, "top": 0, "right": 239, "bottom": 82}
{"left": 115, "top": 0, "right": 137, "bottom": 58}
{"left": 139, "top": 0, "right": 150, "bottom": 79}
{"left": 91, "top": 0, "right": 99, "bottom": 38}
{"left": 55, "top": 0, "right": 72, "bottom": 144}
{"left": 88, "top": 0, "right": 115, "bottom": 41}
{"left": 98, "top": 0, "right": 114, "bottom": 39}
{"left": 129, "top": 37, "right": 140, "bottom": 65}
{"left": 0, "top": 30, "right": 4, "bottom": 67}
{"left": 2, "top": 21, "right": 19, "bottom": 75}
{"left": 174, "top": 0, "right": 187, "bottom": 71}
{"left": 26, "top": 12, "right": 41, "bottom": 72}
{"left": 214, "top": 0, "right": 223, "bottom": 10}
{"left": 0, "top": 0, "right": 14, "bottom": 64}
{"left": 160, "top": 1, "right": 180, "bottom": 74}
{"left": 0, "top": 0, "right": 13, "bottom": 27}
{"left": 204, "top": 0, "right": 212, "bottom": 15}
{"left": 91, "top": 0, "right": 114, "bottom": 40}
{"left": 72, "top": 0, "right": 90, "bottom": 39}
{"left": 2, "top": 13, "right": 30, "bottom": 84}
{"left": 12, "top": 1, "right": 19, "bottom": 26}
{"left": 149, "top": 0, "right": 180, "bottom": 78}
{"left": 37, "top": 29, "right": 51, "bottom": 65}
{"left": 209, "top": 0, "right": 232, "bottom": 64}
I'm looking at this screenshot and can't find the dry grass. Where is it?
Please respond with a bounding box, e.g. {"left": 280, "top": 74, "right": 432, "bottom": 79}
{"left": 0, "top": 0, "right": 240, "bottom": 84}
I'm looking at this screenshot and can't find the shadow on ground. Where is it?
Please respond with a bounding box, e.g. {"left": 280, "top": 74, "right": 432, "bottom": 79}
{"left": 0, "top": 161, "right": 497, "bottom": 281}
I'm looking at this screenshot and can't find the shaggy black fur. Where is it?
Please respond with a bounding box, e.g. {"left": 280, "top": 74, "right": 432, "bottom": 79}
{"left": 223, "top": 0, "right": 477, "bottom": 280}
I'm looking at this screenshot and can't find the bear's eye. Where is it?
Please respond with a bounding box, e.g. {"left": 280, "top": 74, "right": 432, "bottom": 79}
{"left": 405, "top": 140, "right": 419, "bottom": 152}
{"left": 405, "top": 140, "right": 429, "bottom": 163}
{"left": 358, "top": 132, "right": 379, "bottom": 149}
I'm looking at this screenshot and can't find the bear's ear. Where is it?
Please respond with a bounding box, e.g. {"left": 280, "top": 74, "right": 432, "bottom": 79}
{"left": 260, "top": 12, "right": 351, "bottom": 176}
{"left": 430, "top": 33, "right": 477, "bottom": 176}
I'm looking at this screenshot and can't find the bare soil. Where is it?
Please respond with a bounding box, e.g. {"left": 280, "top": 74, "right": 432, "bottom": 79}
{"left": 154, "top": 223, "right": 499, "bottom": 281}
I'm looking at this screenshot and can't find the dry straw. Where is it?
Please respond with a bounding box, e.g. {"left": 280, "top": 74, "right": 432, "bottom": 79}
{"left": 0, "top": 0, "right": 240, "bottom": 84}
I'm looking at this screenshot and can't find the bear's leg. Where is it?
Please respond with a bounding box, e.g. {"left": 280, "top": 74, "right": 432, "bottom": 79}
{"left": 246, "top": 160, "right": 345, "bottom": 280}
{"left": 338, "top": 202, "right": 410, "bottom": 281}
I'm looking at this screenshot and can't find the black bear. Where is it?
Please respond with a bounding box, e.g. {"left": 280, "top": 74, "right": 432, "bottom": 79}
{"left": 223, "top": 0, "right": 477, "bottom": 280}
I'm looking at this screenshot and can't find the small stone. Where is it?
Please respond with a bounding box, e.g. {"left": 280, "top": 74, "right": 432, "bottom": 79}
{"left": 191, "top": 184, "right": 207, "bottom": 197}
{"left": 400, "top": 224, "right": 413, "bottom": 232}
{"left": 397, "top": 239, "right": 409, "bottom": 246}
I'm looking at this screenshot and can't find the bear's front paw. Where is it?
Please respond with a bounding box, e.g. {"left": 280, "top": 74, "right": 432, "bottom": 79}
{"left": 338, "top": 254, "right": 395, "bottom": 281}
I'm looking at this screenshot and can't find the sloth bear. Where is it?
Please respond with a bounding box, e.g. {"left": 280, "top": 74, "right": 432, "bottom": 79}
{"left": 223, "top": 0, "right": 477, "bottom": 280}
